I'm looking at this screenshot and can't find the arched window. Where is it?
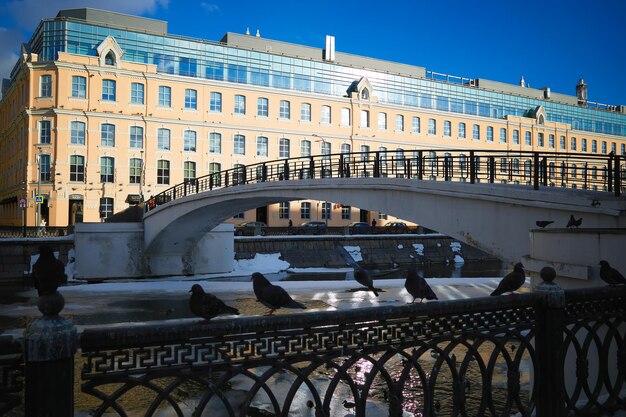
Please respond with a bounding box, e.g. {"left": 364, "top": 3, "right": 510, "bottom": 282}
{"left": 105, "top": 51, "right": 116, "bottom": 66}
{"left": 361, "top": 88, "right": 369, "bottom": 100}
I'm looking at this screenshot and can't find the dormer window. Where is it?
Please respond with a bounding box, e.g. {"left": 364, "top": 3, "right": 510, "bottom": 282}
{"left": 361, "top": 88, "right": 369, "bottom": 100}
{"left": 105, "top": 51, "right": 116, "bottom": 66}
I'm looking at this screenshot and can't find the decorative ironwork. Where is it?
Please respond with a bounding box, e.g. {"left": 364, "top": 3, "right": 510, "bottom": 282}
{"left": 0, "top": 337, "right": 23, "bottom": 414}
{"left": 145, "top": 149, "right": 623, "bottom": 212}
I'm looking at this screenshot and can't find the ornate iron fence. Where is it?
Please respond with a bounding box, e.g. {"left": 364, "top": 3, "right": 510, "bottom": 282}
{"left": 76, "top": 284, "right": 626, "bottom": 416}
{"left": 145, "top": 149, "right": 624, "bottom": 212}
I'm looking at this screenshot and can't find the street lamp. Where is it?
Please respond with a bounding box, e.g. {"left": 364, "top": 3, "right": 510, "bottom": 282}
{"left": 35, "top": 147, "right": 42, "bottom": 228}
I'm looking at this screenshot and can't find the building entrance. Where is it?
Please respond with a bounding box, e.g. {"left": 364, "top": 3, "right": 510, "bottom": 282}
{"left": 256, "top": 206, "right": 268, "bottom": 224}
{"left": 68, "top": 198, "right": 84, "bottom": 225}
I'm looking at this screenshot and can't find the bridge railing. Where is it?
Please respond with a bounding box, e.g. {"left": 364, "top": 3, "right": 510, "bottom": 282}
{"left": 145, "top": 150, "right": 623, "bottom": 212}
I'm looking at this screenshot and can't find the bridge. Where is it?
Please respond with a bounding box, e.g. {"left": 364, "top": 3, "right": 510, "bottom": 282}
{"left": 137, "top": 149, "right": 626, "bottom": 277}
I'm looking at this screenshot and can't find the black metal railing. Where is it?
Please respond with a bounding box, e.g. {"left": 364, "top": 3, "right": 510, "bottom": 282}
{"left": 145, "top": 150, "right": 624, "bottom": 212}
{"left": 0, "top": 226, "right": 72, "bottom": 238}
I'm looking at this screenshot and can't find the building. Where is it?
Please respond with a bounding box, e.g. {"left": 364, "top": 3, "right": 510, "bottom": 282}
{"left": 0, "top": 8, "right": 625, "bottom": 228}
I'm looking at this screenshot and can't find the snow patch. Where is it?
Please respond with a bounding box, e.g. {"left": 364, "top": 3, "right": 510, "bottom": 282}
{"left": 450, "top": 242, "right": 462, "bottom": 253}
{"left": 397, "top": 244, "right": 404, "bottom": 249}
{"left": 454, "top": 254, "right": 465, "bottom": 265}
{"left": 343, "top": 246, "right": 363, "bottom": 262}
{"left": 412, "top": 243, "right": 424, "bottom": 256}
{"left": 232, "top": 253, "right": 290, "bottom": 274}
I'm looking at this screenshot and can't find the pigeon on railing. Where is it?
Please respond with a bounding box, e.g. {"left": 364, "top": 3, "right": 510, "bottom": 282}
{"left": 189, "top": 284, "right": 239, "bottom": 321}
{"left": 404, "top": 267, "right": 437, "bottom": 303}
{"left": 566, "top": 215, "right": 582, "bottom": 228}
{"left": 599, "top": 260, "right": 626, "bottom": 286}
{"left": 490, "top": 263, "right": 525, "bottom": 296}
{"left": 354, "top": 266, "right": 379, "bottom": 296}
{"left": 252, "top": 272, "right": 306, "bottom": 314}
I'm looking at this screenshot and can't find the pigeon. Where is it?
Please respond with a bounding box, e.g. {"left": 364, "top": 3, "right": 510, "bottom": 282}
{"left": 599, "top": 260, "right": 626, "bottom": 286}
{"left": 354, "top": 267, "right": 379, "bottom": 296}
{"left": 343, "top": 400, "right": 356, "bottom": 410}
{"left": 535, "top": 220, "right": 554, "bottom": 228}
{"left": 404, "top": 267, "right": 437, "bottom": 303}
{"left": 566, "top": 215, "right": 582, "bottom": 228}
{"left": 189, "top": 284, "right": 239, "bottom": 320}
{"left": 32, "top": 244, "right": 66, "bottom": 296}
{"left": 491, "top": 263, "right": 526, "bottom": 296}
{"left": 251, "top": 272, "right": 306, "bottom": 314}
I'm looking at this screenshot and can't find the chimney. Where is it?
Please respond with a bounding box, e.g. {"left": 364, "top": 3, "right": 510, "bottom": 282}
{"left": 519, "top": 76, "right": 525, "bottom": 87}
{"left": 323, "top": 35, "right": 335, "bottom": 61}
{"left": 255, "top": 29, "right": 261, "bottom": 37}
{"left": 576, "top": 78, "right": 588, "bottom": 104}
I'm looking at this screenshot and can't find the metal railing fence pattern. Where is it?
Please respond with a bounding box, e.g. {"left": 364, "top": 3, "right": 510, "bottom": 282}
{"left": 145, "top": 150, "right": 623, "bottom": 212}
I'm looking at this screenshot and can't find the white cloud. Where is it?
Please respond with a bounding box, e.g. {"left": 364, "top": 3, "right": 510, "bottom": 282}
{"left": 6, "top": 0, "right": 169, "bottom": 29}
{"left": 200, "top": 2, "right": 219, "bottom": 12}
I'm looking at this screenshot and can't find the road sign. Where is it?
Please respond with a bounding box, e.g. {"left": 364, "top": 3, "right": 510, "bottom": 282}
{"left": 35, "top": 195, "right": 44, "bottom": 204}
{"left": 19, "top": 199, "right": 26, "bottom": 208}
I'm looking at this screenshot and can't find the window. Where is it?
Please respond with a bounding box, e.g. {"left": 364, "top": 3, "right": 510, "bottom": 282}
{"left": 234, "top": 134, "right": 245, "bottom": 155}
{"left": 525, "top": 131, "right": 532, "bottom": 146}
{"left": 279, "top": 138, "right": 290, "bottom": 158}
{"left": 341, "top": 108, "right": 352, "bottom": 127}
{"left": 256, "top": 136, "right": 268, "bottom": 157}
{"left": 70, "top": 121, "right": 85, "bottom": 145}
{"left": 321, "top": 202, "right": 331, "bottom": 220}
{"left": 100, "top": 123, "right": 115, "bottom": 147}
{"left": 279, "top": 202, "right": 290, "bottom": 219}
{"left": 210, "top": 132, "right": 222, "bottom": 153}
{"left": 39, "top": 120, "right": 51, "bottom": 144}
{"left": 601, "top": 141, "right": 607, "bottom": 154}
{"left": 99, "top": 198, "right": 114, "bottom": 219}
{"left": 208, "top": 92, "right": 222, "bottom": 112}
{"left": 40, "top": 75, "right": 52, "bottom": 97}
{"left": 428, "top": 118, "right": 436, "bottom": 135}
{"left": 581, "top": 138, "right": 587, "bottom": 152}
{"left": 458, "top": 122, "right": 466, "bottom": 138}
{"left": 500, "top": 128, "right": 507, "bottom": 143}
{"left": 70, "top": 155, "right": 85, "bottom": 182}
{"left": 341, "top": 143, "right": 351, "bottom": 161}
{"left": 341, "top": 206, "right": 351, "bottom": 220}
{"left": 131, "top": 83, "right": 144, "bottom": 104}
{"left": 184, "top": 161, "right": 196, "bottom": 181}
{"left": 102, "top": 79, "right": 116, "bottom": 101}
{"left": 157, "top": 160, "right": 170, "bottom": 185}
{"left": 233, "top": 212, "right": 244, "bottom": 219}
{"left": 560, "top": 136, "right": 566, "bottom": 150}
{"left": 412, "top": 116, "right": 420, "bottom": 133}
{"left": 378, "top": 113, "right": 387, "bottom": 130}
{"left": 321, "top": 106, "right": 331, "bottom": 124}
{"left": 39, "top": 154, "right": 51, "bottom": 181}
{"left": 379, "top": 146, "right": 388, "bottom": 163}
{"left": 395, "top": 115, "right": 404, "bottom": 131}
{"left": 513, "top": 130, "right": 520, "bottom": 144}
{"left": 301, "top": 140, "right": 311, "bottom": 157}
{"left": 104, "top": 51, "right": 116, "bottom": 66}
{"left": 100, "top": 156, "right": 114, "bottom": 183}
{"left": 184, "top": 89, "right": 197, "bottom": 109}
{"left": 130, "top": 126, "right": 143, "bottom": 148}
{"left": 158, "top": 86, "right": 171, "bottom": 107}
{"left": 621, "top": 144, "right": 625, "bottom": 155}
{"left": 234, "top": 95, "right": 246, "bottom": 114}
{"left": 538, "top": 132, "right": 544, "bottom": 147}
{"left": 444, "top": 121, "right": 451, "bottom": 137}
{"left": 301, "top": 202, "right": 311, "bottom": 219}
{"left": 280, "top": 100, "right": 290, "bottom": 119}
{"left": 570, "top": 137, "right": 577, "bottom": 151}
{"left": 129, "top": 158, "right": 142, "bottom": 184}
{"left": 257, "top": 97, "right": 268, "bottom": 117}
{"left": 184, "top": 130, "right": 197, "bottom": 152}
{"left": 209, "top": 162, "right": 221, "bottom": 186}
{"left": 157, "top": 128, "right": 170, "bottom": 150}
{"left": 473, "top": 124, "right": 480, "bottom": 140}
{"left": 301, "top": 103, "right": 311, "bottom": 122}
{"left": 395, "top": 148, "right": 405, "bottom": 166}
{"left": 549, "top": 134, "right": 555, "bottom": 149}
{"left": 321, "top": 142, "right": 331, "bottom": 159}
{"left": 360, "top": 145, "right": 370, "bottom": 161}
{"left": 591, "top": 140, "right": 597, "bottom": 153}
{"left": 71, "top": 76, "right": 86, "bottom": 98}
{"left": 486, "top": 126, "right": 494, "bottom": 142}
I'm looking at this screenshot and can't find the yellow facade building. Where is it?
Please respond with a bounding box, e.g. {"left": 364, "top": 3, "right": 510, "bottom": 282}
{"left": 0, "top": 9, "right": 624, "bottom": 228}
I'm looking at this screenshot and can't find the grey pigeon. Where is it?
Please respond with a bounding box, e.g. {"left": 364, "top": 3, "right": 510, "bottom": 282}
{"left": 354, "top": 267, "right": 379, "bottom": 296}
{"left": 535, "top": 220, "right": 554, "bottom": 228}
{"left": 599, "top": 260, "right": 626, "bottom": 286}
{"left": 404, "top": 267, "right": 437, "bottom": 303}
{"left": 251, "top": 272, "right": 306, "bottom": 314}
{"left": 491, "top": 262, "right": 526, "bottom": 296}
{"left": 32, "top": 244, "right": 66, "bottom": 296}
{"left": 189, "top": 284, "right": 239, "bottom": 320}
{"left": 566, "top": 215, "right": 582, "bottom": 228}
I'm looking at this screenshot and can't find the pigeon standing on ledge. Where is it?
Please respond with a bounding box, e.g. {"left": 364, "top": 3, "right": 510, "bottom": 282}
{"left": 404, "top": 267, "right": 437, "bottom": 303}
{"left": 491, "top": 263, "right": 526, "bottom": 296}
{"left": 535, "top": 220, "right": 554, "bottom": 228}
{"left": 354, "top": 267, "right": 379, "bottom": 296}
{"left": 252, "top": 272, "right": 306, "bottom": 314}
{"left": 189, "top": 284, "right": 240, "bottom": 321}
{"left": 599, "top": 260, "right": 626, "bottom": 286}
{"left": 566, "top": 215, "right": 582, "bottom": 228}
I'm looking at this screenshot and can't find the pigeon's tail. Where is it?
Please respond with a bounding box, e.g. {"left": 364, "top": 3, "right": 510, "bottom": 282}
{"left": 223, "top": 305, "right": 240, "bottom": 315}
{"left": 490, "top": 288, "right": 503, "bottom": 296}
{"left": 285, "top": 299, "right": 306, "bottom": 309}
{"left": 371, "top": 288, "right": 379, "bottom": 297}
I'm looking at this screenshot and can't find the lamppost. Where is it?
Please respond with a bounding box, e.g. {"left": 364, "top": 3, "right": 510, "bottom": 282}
{"left": 139, "top": 149, "right": 145, "bottom": 201}
{"left": 35, "top": 147, "right": 42, "bottom": 228}
{"left": 312, "top": 134, "right": 330, "bottom": 225}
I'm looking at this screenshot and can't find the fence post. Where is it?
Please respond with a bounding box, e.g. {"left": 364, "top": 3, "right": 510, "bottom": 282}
{"left": 488, "top": 156, "right": 495, "bottom": 183}
{"left": 469, "top": 151, "right": 475, "bottom": 184}
{"left": 534, "top": 266, "right": 566, "bottom": 417}
{"left": 533, "top": 152, "right": 540, "bottom": 190}
{"left": 373, "top": 152, "right": 380, "bottom": 178}
{"left": 615, "top": 155, "right": 621, "bottom": 196}
{"left": 608, "top": 153, "right": 614, "bottom": 193}
{"left": 24, "top": 254, "right": 77, "bottom": 417}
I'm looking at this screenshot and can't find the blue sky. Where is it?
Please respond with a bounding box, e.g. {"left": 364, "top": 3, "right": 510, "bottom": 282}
{"left": 1, "top": 0, "right": 625, "bottom": 106}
